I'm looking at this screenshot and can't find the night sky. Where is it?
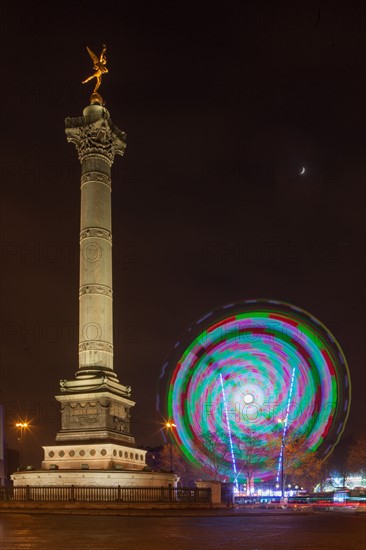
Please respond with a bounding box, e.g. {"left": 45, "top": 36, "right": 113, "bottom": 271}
{"left": 0, "top": 1, "right": 364, "bottom": 467}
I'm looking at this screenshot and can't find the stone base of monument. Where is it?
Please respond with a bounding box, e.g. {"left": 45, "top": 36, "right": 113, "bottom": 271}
{"left": 11, "top": 469, "right": 178, "bottom": 488}
{"left": 41, "top": 442, "right": 147, "bottom": 471}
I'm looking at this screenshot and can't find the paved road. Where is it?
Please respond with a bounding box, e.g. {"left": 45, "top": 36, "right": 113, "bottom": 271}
{"left": 0, "top": 512, "right": 365, "bottom": 549}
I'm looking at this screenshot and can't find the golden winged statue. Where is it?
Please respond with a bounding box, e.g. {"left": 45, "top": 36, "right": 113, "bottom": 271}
{"left": 82, "top": 45, "right": 108, "bottom": 94}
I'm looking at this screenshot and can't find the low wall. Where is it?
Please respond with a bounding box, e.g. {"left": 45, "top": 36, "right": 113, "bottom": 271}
{"left": 11, "top": 468, "right": 178, "bottom": 488}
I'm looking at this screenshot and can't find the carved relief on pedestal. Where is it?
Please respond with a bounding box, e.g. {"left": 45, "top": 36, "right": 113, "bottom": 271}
{"left": 109, "top": 402, "right": 130, "bottom": 434}
{"left": 62, "top": 402, "right": 99, "bottom": 428}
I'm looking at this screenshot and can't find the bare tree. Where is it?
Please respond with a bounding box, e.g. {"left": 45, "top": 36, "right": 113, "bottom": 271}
{"left": 347, "top": 435, "right": 366, "bottom": 476}
{"left": 198, "top": 429, "right": 232, "bottom": 480}
{"left": 234, "top": 429, "right": 276, "bottom": 494}
{"left": 159, "top": 444, "right": 199, "bottom": 486}
{"left": 271, "top": 433, "right": 323, "bottom": 492}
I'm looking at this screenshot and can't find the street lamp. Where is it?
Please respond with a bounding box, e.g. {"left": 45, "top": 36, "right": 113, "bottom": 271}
{"left": 15, "top": 421, "right": 29, "bottom": 470}
{"left": 165, "top": 421, "right": 176, "bottom": 472}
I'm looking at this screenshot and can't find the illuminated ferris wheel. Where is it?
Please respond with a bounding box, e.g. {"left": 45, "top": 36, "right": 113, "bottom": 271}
{"left": 157, "top": 299, "right": 351, "bottom": 486}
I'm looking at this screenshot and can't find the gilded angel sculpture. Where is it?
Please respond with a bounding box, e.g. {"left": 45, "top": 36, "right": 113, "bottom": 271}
{"left": 82, "top": 45, "right": 108, "bottom": 93}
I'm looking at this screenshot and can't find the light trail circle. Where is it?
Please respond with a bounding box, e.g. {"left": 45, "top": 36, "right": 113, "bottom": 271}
{"left": 157, "top": 299, "right": 351, "bottom": 482}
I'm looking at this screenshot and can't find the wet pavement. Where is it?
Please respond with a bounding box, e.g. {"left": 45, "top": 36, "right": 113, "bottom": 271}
{"left": 0, "top": 511, "right": 365, "bottom": 549}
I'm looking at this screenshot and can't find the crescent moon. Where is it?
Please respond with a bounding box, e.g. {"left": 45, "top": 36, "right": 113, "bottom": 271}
{"left": 300, "top": 167, "right": 306, "bottom": 175}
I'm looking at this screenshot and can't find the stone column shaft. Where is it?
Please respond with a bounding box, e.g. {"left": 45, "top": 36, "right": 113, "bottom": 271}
{"left": 65, "top": 104, "right": 126, "bottom": 380}
{"left": 79, "top": 158, "right": 113, "bottom": 374}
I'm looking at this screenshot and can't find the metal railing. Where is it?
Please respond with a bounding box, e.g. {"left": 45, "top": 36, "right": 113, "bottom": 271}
{"left": 0, "top": 486, "right": 211, "bottom": 504}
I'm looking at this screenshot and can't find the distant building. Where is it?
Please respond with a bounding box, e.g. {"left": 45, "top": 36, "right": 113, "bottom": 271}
{"left": 316, "top": 475, "right": 366, "bottom": 492}
{"left": 0, "top": 405, "right": 4, "bottom": 485}
{"left": 4, "top": 447, "right": 20, "bottom": 484}
{"left": 0, "top": 404, "right": 21, "bottom": 486}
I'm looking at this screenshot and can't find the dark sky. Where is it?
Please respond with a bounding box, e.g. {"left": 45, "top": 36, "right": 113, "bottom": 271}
{"left": 0, "top": 0, "right": 365, "bottom": 467}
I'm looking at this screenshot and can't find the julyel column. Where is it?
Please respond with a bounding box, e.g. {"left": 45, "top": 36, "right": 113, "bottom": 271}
{"left": 65, "top": 45, "right": 126, "bottom": 382}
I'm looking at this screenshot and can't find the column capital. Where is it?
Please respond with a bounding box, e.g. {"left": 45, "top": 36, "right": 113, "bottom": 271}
{"left": 65, "top": 105, "right": 126, "bottom": 164}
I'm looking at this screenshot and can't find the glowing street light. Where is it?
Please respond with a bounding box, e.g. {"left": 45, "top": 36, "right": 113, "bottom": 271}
{"left": 164, "top": 421, "right": 176, "bottom": 472}
{"left": 15, "top": 421, "right": 29, "bottom": 470}
{"left": 165, "top": 421, "right": 176, "bottom": 429}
